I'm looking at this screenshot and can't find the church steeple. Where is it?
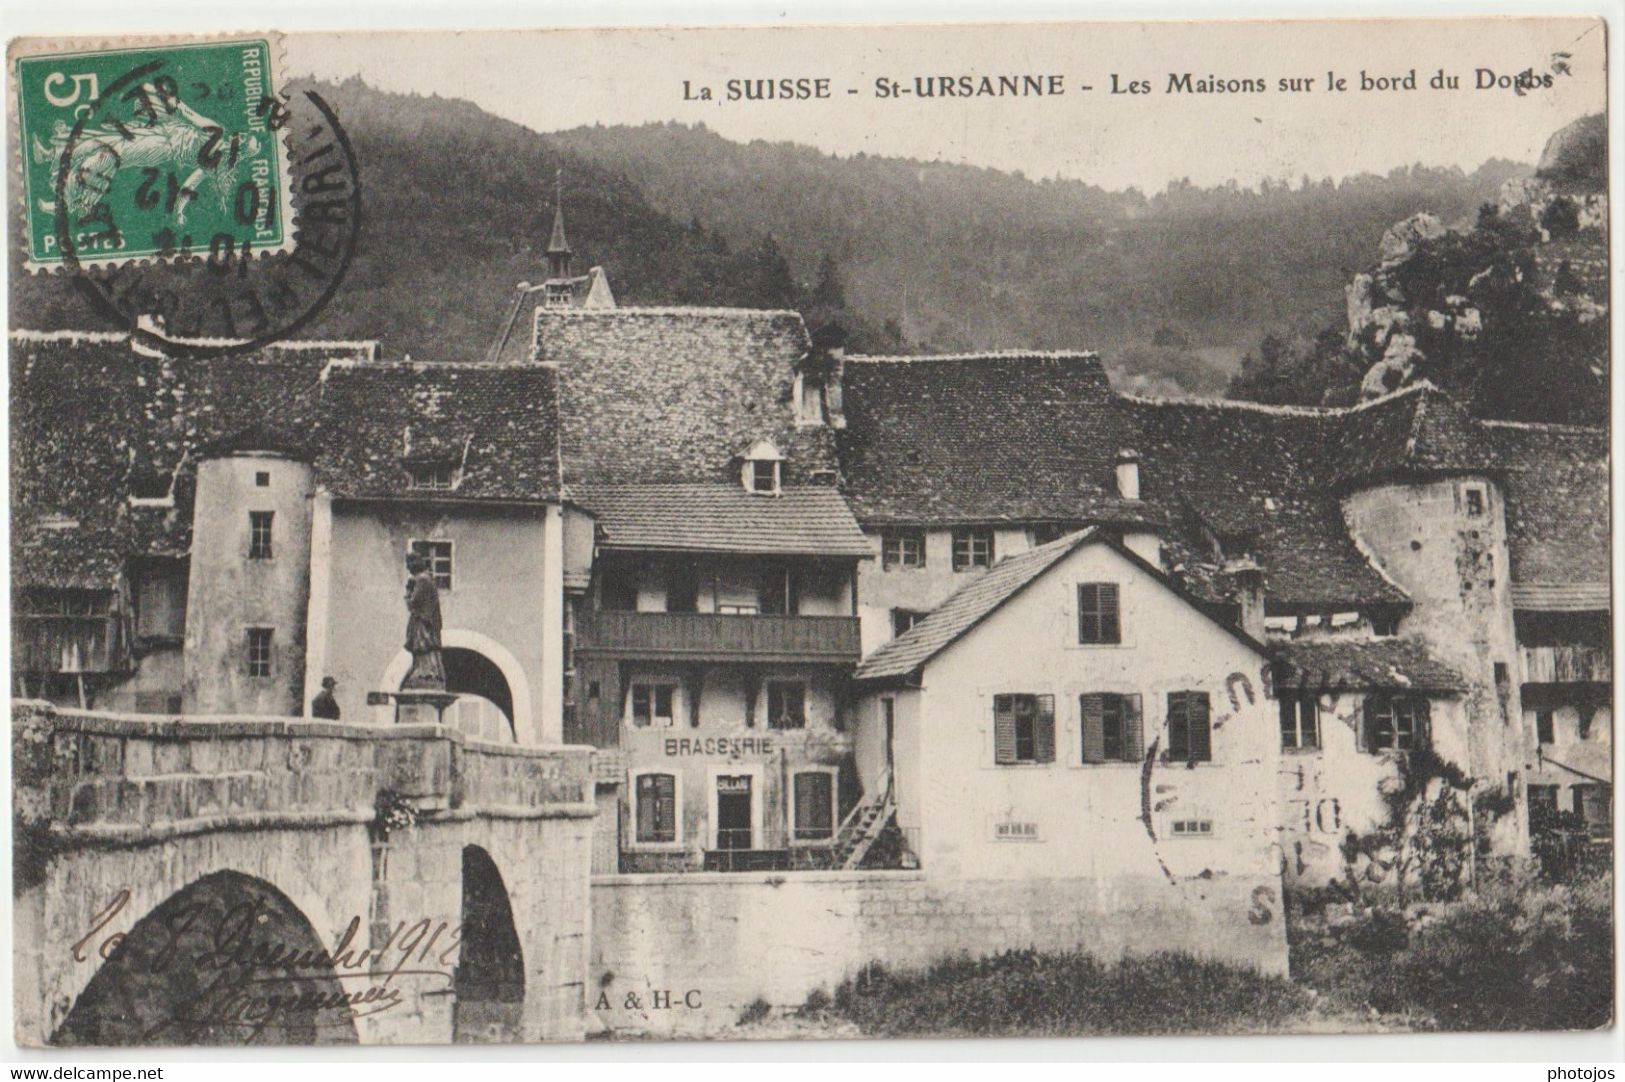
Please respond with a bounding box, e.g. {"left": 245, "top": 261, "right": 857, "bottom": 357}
{"left": 545, "top": 168, "right": 573, "bottom": 283}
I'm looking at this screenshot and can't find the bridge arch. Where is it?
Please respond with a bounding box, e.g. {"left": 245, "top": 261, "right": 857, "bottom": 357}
{"left": 453, "top": 846, "right": 525, "bottom": 1043}
{"left": 375, "top": 628, "right": 532, "bottom": 742}
{"left": 51, "top": 870, "right": 360, "bottom": 1047}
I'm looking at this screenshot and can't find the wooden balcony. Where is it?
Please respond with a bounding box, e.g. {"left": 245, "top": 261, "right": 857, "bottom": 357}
{"left": 1521, "top": 645, "right": 1612, "bottom": 685}
{"left": 12, "top": 615, "right": 123, "bottom": 674}
{"left": 576, "top": 610, "right": 860, "bottom": 663}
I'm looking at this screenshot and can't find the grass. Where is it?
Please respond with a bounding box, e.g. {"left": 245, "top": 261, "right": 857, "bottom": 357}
{"left": 827, "top": 949, "right": 1309, "bottom": 1038}
{"left": 813, "top": 876, "right": 1612, "bottom": 1038}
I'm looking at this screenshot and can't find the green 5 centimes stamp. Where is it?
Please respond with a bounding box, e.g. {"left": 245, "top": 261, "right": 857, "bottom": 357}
{"left": 17, "top": 37, "right": 294, "bottom": 269}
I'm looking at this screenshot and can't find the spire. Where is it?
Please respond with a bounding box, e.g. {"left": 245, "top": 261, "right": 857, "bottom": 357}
{"left": 546, "top": 167, "right": 572, "bottom": 270}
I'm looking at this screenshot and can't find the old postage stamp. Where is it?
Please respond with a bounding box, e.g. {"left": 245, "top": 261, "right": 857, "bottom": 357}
{"left": 16, "top": 36, "right": 293, "bottom": 270}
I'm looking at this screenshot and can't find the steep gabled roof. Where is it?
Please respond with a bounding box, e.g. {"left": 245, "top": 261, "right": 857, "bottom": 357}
{"left": 1485, "top": 419, "right": 1610, "bottom": 607}
{"left": 315, "top": 360, "right": 562, "bottom": 502}
{"left": 1273, "top": 638, "right": 1467, "bottom": 694}
{"left": 10, "top": 332, "right": 354, "bottom": 590}
{"left": 1330, "top": 384, "right": 1493, "bottom": 487}
{"left": 838, "top": 352, "right": 1152, "bottom": 525}
{"left": 578, "top": 483, "right": 871, "bottom": 557}
{"left": 541, "top": 307, "right": 840, "bottom": 488}
{"left": 1123, "top": 398, "right": 1412, "bottom": 611}
{"left": 855, "top": 528, "right": 1267, "bottom": 683}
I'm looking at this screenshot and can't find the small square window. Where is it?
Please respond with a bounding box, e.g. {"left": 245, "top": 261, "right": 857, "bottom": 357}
{"left": 767, "top": 681, "right": 807, "bottom": 729}
{"left": 407, "top": 462, "right": 458, "bottom": 490}
{"left": 630, "top": 683, "right": 677, "bottom": 728}
{"left": 1463, "top": 484, "right": 1486, "bottom": 517}
{"left": 248, "top": 511, "right": 274, "bottom": 560}
{"left": 951, "top": 529, "right": 993, "bottom": 571}
{"left": 747, "top": 459, "right": 780, "bottom": 494}
{"left": 881, "top": 530, "right": 926, "bottom": 569}
{"left": 409, "top": 539, "right": 454, "bottom": 591}
{"left": 245, "top": 627, "right": 274, "bottom": 677}
{"left": 1077, "top": 583, "right": 1121, "bottom": 645}
{"left": 892, "top": 609, "right": 926, "bottom": 637}
{"left": 255, "top": 471, "right": 270, "bottom": 487}
{"left": 1170, "top": 819, "right": 1214, "bottom": 837}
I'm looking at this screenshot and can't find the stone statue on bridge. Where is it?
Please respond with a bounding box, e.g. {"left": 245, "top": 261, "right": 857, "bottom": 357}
{"left": 402, "top": 552, "right": 446, "bottom": 691}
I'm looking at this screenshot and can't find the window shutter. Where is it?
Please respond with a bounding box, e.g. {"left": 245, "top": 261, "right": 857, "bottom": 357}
{"left": 1166, "top": 693, "right": 1188, "bottom": 760}
{"left": 1034, "top": 695, "right": 1056, "bottom": 764}
{"left": 1415, "top": 697, "right": 1431, "bottom": 747}
{"left": 1100, "top": 584, "right": 1120, "bottom": 643}
{"left": 1123, "top": 694, "right": 1143, "bottom": 762}
{"left": 1080, "top": 694, "right": 1105, "bottom": 763}
{"left": 636, "top": 776, "right": 656, "bottom": 840}
{"left": 1358, "top": 698, "right": 1374, "bottom": 753}
{"left": 1188, "top": 693, "right": 1212, "bottom": 762}
{"left": 993, "top": 695, "right": 1017, "bottom": 765}
{"left": 657, "top": 774, "right": 676, "bottom": 839}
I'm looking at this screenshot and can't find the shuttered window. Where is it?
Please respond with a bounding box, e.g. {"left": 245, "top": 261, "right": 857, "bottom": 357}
{"left": 1166, "top": 691, "right": 1212, "bottom": 763}
{"left": 1361, "top": 696, "right": 1428, "bottom": 752}
{"left": 635, "top": 773, "right": 677, "bottom": 843}
{"left": 1077, "top": 583, "right": 1121, "bottom": 644}
{"left": 1081, "top": 693, "right": 1142, "bottom": 763}
{"left": 993, "top": 693, "right": 1054, "bottom": 765}
{"left": 793, "top": 772, "right": 835, "bottom": 840}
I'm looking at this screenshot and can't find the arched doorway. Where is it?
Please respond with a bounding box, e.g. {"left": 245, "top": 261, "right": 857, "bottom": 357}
{"left": 453, "top": 847, "right": 525, "bottom": 1043}
{"left": 376, "top": 629, "right": 528, "bottom": 742}
{"left": 443, "top": 647, "right": 514, "bottom": 742}
{"left": 52, "top": 871, "right": 359, "bottom": 1047}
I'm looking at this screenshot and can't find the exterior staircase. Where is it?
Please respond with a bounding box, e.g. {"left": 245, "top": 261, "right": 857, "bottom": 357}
{"left": 830, "top": 770, "right": 895, "bottom": 869}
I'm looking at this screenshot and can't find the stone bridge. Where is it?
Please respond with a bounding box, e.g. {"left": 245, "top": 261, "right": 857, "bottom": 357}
{"left": 12, "top": 701, "right": 596, "bottom": 1047}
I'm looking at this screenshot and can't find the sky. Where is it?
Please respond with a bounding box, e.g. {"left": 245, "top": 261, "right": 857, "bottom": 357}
{"left": 289, "top": 17, "right": 1607, "bottom": 192}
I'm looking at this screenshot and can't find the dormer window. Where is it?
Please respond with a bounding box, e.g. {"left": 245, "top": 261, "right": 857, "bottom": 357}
{"left": 740, "top": 439, "right": 783, "bottom": 495}
{"left": 406, "top": 461, "right": 458, "bottom": 491}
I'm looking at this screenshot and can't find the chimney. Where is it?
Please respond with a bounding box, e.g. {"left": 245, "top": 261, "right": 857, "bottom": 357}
{"left": 1115, "top": 448, "right": 1141, "bottom": 501}
{"left": 1226, "top": 558, "right": 1267, "bottom": 640}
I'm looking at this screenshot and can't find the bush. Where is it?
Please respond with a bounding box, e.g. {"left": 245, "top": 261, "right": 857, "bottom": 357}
{"left": 1398, "top": 878, "right": 1612, "bottom": 1031}
{"left": 735, "top": 997, "right": 772, "bottom": 1026}
{"left": 830, "top": 949, "right": 1308, "bottom": 1037}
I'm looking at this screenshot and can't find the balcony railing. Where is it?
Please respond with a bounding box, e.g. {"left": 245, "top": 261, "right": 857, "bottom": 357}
{"left": 1521, "top": 645, "right": 1611, "bottom": 685}
{"left": 12, "top": 614, "right": 123, "bottom": 674}
{"left": 577, "top": 610, "right": 861, "bottom": 663}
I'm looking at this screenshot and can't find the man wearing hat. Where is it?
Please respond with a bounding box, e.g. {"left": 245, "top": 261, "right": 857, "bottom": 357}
{"left": 311, "top": 676, "right": 341, "bottom": 720}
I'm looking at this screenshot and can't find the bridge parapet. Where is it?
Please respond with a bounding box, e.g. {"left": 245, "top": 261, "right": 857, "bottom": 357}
{"left": 12, "top": 700, "right": 595, "bottom": 851}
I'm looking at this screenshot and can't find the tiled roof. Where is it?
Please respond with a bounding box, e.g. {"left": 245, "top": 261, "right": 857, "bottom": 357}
{"left": 9, "top": 333, "right": 558, "bottom": 592}
{"left": 855, "top": 530, "right": 1097, "bottom": 681}
{"left": 1329, "top": 384, "right": 1492, "bottom": 487}
{"left": 1485, "top": 420, "right": 1609, "bottom": 606}
{"left": 540, "top": 307, "right": 840, "bottom": 487}
{"left": 1123, "top": 399, "right": 1412, "bottom": 610}
{"left": 10, "top": 333, "right": 350, "bottom": 590}
{"left": 838, "top": 353, "right": 1154, "bottom": 525}
{"left": 1272, "top": 639, "right": 1468, "bottom": 694}
{"left": 577, "top": 483, "right": 872, "bottom": 557}
{"left": 314, "top": 360, "right": 561, "bottom": 502}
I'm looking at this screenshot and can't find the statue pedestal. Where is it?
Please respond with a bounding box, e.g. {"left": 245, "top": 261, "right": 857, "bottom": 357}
{"left": 389, "top": 689, "right": 459, "bottom": 726}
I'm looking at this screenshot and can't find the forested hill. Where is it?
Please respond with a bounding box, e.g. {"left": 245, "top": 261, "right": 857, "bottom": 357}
{"left": 551, "top": 121, "right": 1528, "bottom": 391}
{"left": 12, "top": 81, "right": 1528, "bottom": 394}
{"left": 7, "top": 80, "right": 814, "bottom": 361}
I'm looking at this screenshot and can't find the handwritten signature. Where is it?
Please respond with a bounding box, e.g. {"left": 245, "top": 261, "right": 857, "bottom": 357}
{"left": 72, "top": 890, "right": 465, "bottom": 1040}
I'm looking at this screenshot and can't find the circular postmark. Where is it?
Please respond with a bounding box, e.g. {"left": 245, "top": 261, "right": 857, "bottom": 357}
{"left": 46, "top": 52, "right": 359, "bottom": 359}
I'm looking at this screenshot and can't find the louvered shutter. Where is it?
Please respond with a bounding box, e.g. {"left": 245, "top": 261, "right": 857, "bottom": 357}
{"left": 1358, "top": 698, "right": 1375, "bottom": 753}
{"left": 1123, "top": 694, "right": 1144, "bottom": 762}
{"left": 993, "top": 695, "right": 1017, "bottom": 764}
{"left": 1099, "top": 584, "right": 1121, "bottom": 643}
{"left": 1415, "top": 697, "right": 1431, "bottom": 749}
{"left": 1166, "top": 693, "right": 1189, "bottom": 760}
{"left": 1188, "top": 693, "right": 1212, "bottom": 762}
{"left": 1080, "top": 694, "right": 1105, "bottom": 763}
{"left": 636, "top": 775, "right": 657, "bottom": 841}
{"left": 1034, "top": 695, "right": 1056, "bottom": 764}
{"left": 657, "top": 774, "right": 676, "bottom": 840}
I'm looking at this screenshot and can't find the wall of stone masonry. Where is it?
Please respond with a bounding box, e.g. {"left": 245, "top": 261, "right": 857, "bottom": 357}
{"left": 590, "top": 869, "right": 1287, "bottom": 1038}
{"left": 13, "top": 702, "right": 595, "bottom": 1047}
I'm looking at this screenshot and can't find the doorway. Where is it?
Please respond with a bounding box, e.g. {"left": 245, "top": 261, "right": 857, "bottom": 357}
{"left": 715, "top": 774, "right": 753, "bottom": 850}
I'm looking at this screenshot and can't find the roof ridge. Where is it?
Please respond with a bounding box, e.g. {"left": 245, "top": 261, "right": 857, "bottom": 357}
{"left": 848, "top": 350, "right": 1101, "bottom": 363}
{"left": 1122, "top": 380, "right": 1441, "bottom": 418}
{"left": 10, "top": 329, "right": 129, "bottom": 344}
{"left": 1483, "top": 418, "right": 1606, "bottom": 434}
{"left": 535, "top": 306, "right": 804, "bottom": 319}
{"left": 324, "top": 357, "right": 544, "bottom": 372}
